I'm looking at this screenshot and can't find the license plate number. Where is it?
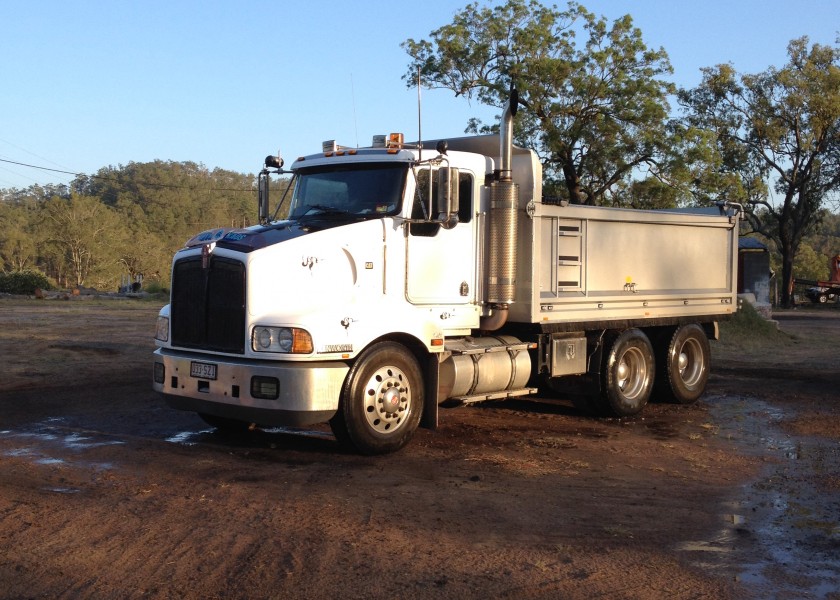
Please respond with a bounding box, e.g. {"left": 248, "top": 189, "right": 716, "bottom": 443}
{"left": 190, "top": 361, "right": 217, "bottom": 380}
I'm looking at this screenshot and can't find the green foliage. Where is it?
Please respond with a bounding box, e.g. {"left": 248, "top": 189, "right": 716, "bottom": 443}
{"left": 724, "top": 300, "right": 778, "bottom": 338}
{"left": 717, "top": 299, "right": 790, "bottom": 355}
{"left": 0, "top": 160, "right": 266, "bottom": 291}
{"left": 793, "top": 243, "right": 829, "bottom": 281}
{"left": 0, "top": 270, "right": 52, "bottom": 295}
{"left": 143, "top": 280, "right": 169, "bottom": 295}
{"left": 403, "top": 0, "right": 679, "bottom": 206}
{"left": 0, "top": 198, "right": 40, "bottom": 271}
{"left": 679, "top": 37, "right": 840, "bottom": 307}
{"left": 42, "top": 193, "right": 123, "bottom": 288}
{"left": 608, "top": 178, "right": 679, "bottom": 209}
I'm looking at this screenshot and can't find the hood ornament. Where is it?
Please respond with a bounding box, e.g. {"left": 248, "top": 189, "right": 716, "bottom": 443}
{"left": 202, "top": 243, "right": 214, "bottom": 269}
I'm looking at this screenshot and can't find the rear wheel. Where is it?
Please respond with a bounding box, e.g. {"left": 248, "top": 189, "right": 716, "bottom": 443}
{"left": 599, "top": 329, "right": 654, "bottom": 417}
{"left": 330, "top": 342, "right": 423, "bottom": 455}
{"left": 655, "top": 324, "right": 710, "bottom": 404}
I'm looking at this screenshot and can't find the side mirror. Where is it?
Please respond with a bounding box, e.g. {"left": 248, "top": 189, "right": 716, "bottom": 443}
{"left": 258, "top": 170, "right": 270, "bottom": 225}
{"left": 258, "top": 155, "right": 284, "bottom": 225}
{"left": 436, "top": 167, "right": 459, "bottom": 229}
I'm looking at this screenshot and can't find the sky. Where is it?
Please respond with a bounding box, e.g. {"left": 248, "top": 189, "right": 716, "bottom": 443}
{"left": 0, "top": 0, "right": 837, "bottom": 191}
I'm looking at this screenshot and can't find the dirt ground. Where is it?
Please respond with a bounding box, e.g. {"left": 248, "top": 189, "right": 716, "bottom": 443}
{"left": 0, "top": 296, "right": 838, "bottom": 600}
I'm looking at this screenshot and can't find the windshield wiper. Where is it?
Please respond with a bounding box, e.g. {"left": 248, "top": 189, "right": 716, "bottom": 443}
{"left": 295, "top": 204, "right": 353, "bottom": 220}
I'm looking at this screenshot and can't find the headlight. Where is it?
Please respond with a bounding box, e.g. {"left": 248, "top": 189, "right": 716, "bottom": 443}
{"left": 252, "top": 326, "right": 313, "bottom": 354}
{"left": 155, "top": 316, "right": 169, "bottom": 342}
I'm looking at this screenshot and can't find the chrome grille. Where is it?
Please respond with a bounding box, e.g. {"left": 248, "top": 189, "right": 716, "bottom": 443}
{"left": 170, "top": 256, "right": 246, "bottom": 354}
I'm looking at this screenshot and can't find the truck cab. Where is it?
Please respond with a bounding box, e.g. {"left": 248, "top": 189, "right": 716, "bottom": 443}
{"left": 153, "top": 133, "right": 519, "bottom": 454}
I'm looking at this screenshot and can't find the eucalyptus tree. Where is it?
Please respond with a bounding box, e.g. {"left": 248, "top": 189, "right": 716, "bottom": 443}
{"left": 402, "top": 0, "right": 679, "bottom": 206}
{"left": 41, "top": 193, "right": 123, "bottom": 288}
{"left": 680, "top": 37, "right": 840, "bottom": 307}
{"left": 0, "top": 199, "right": 39, "bottom": 272}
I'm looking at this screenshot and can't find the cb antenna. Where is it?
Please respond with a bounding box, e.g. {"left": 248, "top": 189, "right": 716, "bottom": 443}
{"left": 351, "top": 73, "right": 359, "bottom": 148}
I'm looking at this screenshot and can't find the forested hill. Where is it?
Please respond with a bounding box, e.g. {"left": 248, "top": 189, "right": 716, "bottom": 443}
{"left": 0, "top": 160, "right": 290, "bottom": 291}
{"left": 1, "top": 158, "right": 839, "bottom": 294}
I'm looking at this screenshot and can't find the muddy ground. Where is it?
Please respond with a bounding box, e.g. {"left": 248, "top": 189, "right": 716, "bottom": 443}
{"left": 0, "top": 296, "right": 838, "bottom": 599}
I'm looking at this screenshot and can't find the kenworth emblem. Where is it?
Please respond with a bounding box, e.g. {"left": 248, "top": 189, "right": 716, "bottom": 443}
{"left": 302, "top": 256, "right": 321, "bottom": 270}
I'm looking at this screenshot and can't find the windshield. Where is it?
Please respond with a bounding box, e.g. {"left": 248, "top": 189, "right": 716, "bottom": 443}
{"left": 289, "top": 163, "right": 407, "bottom": 220}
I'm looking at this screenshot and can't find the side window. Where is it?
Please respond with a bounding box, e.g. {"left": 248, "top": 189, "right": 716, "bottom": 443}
{"left": 457, "top": 172, "right": 473, "bottom": 224}
{"left": 410, "top": 168, "right": 473, "bottom": 237}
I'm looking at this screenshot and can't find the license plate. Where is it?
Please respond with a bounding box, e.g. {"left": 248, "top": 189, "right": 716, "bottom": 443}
{"left": 190, "top": 361, "right": 217, "bottom": 380}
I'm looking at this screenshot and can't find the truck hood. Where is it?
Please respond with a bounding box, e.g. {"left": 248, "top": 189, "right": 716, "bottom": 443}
{"left": 245, "top": 218, "right": 389, "bottom": 320}
{"left": 194, "top": 215, "right": 377, "bottom": 254}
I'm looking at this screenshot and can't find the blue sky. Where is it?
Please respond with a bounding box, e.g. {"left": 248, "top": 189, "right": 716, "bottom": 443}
{"left": 1, "top": 0, "right": 837, "bottom": 190}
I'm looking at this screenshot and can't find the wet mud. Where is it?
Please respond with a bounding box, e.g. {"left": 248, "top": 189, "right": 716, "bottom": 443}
{"left": 0, "top": 298, "right": 838, "bottom": 599}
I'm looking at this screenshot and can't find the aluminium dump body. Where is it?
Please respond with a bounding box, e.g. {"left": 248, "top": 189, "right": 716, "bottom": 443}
{"left": 508, "top": 202, "right": 739, "bottom": 326}
{"left": 426, "top": 134, "right": 739, "bottom": 328}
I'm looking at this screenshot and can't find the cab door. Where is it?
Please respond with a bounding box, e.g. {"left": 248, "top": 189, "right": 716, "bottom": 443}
{"left": 405, "top": 167, "right": 476, "bottom": 305}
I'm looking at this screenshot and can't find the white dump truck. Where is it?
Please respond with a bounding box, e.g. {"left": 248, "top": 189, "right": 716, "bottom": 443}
{"left": 153, "top": 93, "right": 740, "bottom": 454}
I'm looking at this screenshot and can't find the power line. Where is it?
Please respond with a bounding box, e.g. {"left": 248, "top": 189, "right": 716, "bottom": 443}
{"left": 0, "top": 157, "right": 265, "bottom": 193}
{"left": 0, "top": 157, "right": 79, "bottom": 177}
{"left": 0, "top": 137, "right": 73, "bottom": 172}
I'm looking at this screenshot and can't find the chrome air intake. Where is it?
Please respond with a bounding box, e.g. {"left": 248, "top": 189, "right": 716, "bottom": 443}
{"left": 482, "top": 89, "right": 520, "bottom": 326}
{"left": 487, "top": 180, "right": 518, "bottom": 304}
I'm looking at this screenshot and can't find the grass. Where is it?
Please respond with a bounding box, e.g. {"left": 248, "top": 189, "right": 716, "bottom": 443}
{"left": 720, "top": 299, "right": 781, "bottom": 339}
{"left": 715, "top": 299, "right": 794, "bottom": 358}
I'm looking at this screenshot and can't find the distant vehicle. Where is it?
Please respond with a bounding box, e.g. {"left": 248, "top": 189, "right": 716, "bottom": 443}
{"left": 805, "top": 286, "right": 838, "bottom": 304}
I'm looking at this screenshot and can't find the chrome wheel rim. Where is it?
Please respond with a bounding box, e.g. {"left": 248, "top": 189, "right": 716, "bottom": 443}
{"left": 616, "top": 346, "right": 649, "bottom": 401}
{"left": 677, "top": 337, "right": 705, "bottom": 388}
{"left": 362, "top": 365, "right": 411, "bottom": 434}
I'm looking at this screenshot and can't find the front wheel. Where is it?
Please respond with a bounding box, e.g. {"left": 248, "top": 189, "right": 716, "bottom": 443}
{"left": 599, "top": 329, "right": 654, "bottom": 417}
{"left": 330, "top": 342, "right": 424, "bottom": 455}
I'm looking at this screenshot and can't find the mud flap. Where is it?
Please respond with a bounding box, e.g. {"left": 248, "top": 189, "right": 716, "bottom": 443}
{"left": 421, "top": 354, "right": 439, "bottom": 430}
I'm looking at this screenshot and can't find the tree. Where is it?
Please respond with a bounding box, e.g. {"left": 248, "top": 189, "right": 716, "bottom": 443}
{"left": 679, "top": 37, "right": 840, "bottom": 307}
{"left": 402, "top": 0, "right": 678, "bottom": 206}
{"left": 0, "top": 200, "right": 38, "bottom": 272}
{"left": 72, "top": 160, "right": 259, "bottom": 287}
{"left": 41, "top": 194, "right": 122, "bottom": 288}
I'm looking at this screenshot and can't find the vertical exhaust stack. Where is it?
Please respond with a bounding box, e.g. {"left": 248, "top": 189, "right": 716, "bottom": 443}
{"left": 482, "top": 89, "right": 520, "bottom": 331}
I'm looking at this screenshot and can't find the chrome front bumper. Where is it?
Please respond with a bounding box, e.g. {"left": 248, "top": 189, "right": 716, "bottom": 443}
{"left": 153, "top": 348, "right": 349, "bottom": 426}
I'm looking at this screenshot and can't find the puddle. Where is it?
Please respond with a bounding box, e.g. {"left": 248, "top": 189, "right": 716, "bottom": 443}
{"left": 683, "top": 394, "right": 840, "bottom": 598}
{"left": 262, "top": 426, "right": 334, "bottom": 441}
{"left": 165, "top": 430, "right": 210, "bottom": 445}
{"left": 43, "top": 487, "right": 82, "bottom": 494}
{"left": 62, "top": 432, "right": 125, "bottom": 451}
{"left": 165, "top": 425, "right": 334, "bottom": 447}
{"left": 0, "top": 422, "right": 122, "bottom": 471}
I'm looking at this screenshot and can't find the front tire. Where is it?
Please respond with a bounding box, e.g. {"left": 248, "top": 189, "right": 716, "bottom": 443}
{"left": 330, "top": 342, "right": 424, "bottom": 455}
{"left": 655, "top": 324, "right": 710, "bottom": 404}
{"left": 599, "top": 329, "right": 654, "bottom": 417}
